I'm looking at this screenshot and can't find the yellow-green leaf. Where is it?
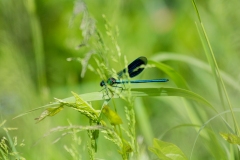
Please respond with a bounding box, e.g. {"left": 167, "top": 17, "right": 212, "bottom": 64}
{"left": 220, "top": 132, "right": 240, "bottom": 144}
{"left": 102, "top": 105, "right": 122, "bottom": 125}
{"left": 70, "top": 92, "right": 100, "bottom": 122}
{"left": 35, "top": 106, "right": 63, "bottom": 123}
{"left": 53, "top": 92, "right": 100, "bottom": 123}
{"left": 149, "top": 138, "right": 187, "bottom": 160}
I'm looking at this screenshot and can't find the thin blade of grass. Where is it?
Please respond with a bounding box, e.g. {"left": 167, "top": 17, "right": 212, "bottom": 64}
{"left": 190, "top": 108, "right": 240, "bottom": 159}
{"left": 14, "top": 87, "right": 217, "bottom": 119}
{"left": 151, "top": 53, "right": 240, "bottom": 92}
{"left": 148, "top": 59, "right": 210, "bottom": 125}
{"left": 131, "top": 87, "right": 216, "bottom": 113}
{"left": 191, "top": 0, "right": 239, "bottom": 135}
{"left": 148, "top": 60, "right": 189, "bottom": 89}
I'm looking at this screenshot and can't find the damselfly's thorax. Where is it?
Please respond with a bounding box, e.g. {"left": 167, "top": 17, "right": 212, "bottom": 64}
{"left": 100, "top": 78, "right": 117, "bottom": 87}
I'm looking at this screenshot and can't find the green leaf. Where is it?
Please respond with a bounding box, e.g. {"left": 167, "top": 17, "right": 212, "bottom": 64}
{"left": 35, "top": 105, "right": 64, "bottom": 123}
{"left": 148, "top": 60, "right": 188, "bottom": 89}
{"left": 102, "top": 105, "right": 122, "bottom": 125}
{"left": 149, "top": 138, "right": 187, "bottom": 160}
{"left": 71, "top": 91, "right": 100, "bottom": 115}
{"left": 12, "top": 92, "right": 103, "bottom": 120}
{"left": 58, "top": 92, "right": 100, "bottom": 123}
{"left": 220, "top": 132, "right": 240, "bottom": 144}
{"left": 152, "top": 53, "right": 240, "bottom": 92}
{"left": 131, "top": 87, "right": 217, "bottom": 113}
{"left": 14, "top": 87, "right": 217, "bottom": 120}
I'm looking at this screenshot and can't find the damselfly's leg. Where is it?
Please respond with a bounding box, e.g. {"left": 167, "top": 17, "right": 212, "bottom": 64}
{"left": 100, "top": 86, "right": 112, "bottom": 100}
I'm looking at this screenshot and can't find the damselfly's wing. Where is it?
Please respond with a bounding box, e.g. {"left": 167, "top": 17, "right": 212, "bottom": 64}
{"left": 117, "top": 56, "right": 147, "bottom": 78}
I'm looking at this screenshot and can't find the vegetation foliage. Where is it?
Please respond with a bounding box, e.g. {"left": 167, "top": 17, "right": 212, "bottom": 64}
{"left": 1, "top": 0, "right": 240, "bottom": 159}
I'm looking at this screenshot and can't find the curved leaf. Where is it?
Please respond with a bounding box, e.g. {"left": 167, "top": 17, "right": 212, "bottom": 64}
{"left": 149, "top": 138, "right": 187, "bottom": 160}
{"left": 148, "top": 60, "right": 189, "bottom": 89}
{"left": 35, "top": 105, "right": 64, "bottom": 123}
{"left": 152, "top": 53, "right": 240, "bottom": 97}
{"left": 131, "top": 87, "right": 217, "bottom": 112}
{"left": 102, "top": 105, "right": 122, "bottom": 125}
{"left": 14, "top": 86, "right": 217, "bottom": 119}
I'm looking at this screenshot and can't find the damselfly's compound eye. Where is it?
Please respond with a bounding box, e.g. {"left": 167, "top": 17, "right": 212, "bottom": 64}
{"left": 100, "top": 81, "right": 105, "bottom": 87}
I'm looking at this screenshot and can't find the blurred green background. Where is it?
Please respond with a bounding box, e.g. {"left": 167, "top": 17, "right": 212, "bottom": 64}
{"left": 1, "top": 0, "right": 240, "bottom": 159}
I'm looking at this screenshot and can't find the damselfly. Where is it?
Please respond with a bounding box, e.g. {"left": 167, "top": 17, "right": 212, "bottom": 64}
{"left": 100, "top": 56, "right": 168, "bottom": 88}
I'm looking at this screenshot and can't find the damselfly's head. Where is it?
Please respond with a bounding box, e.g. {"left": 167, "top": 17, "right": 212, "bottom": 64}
{"left": 100, "top": 80, "right": 105, "bottom": 87}
{"left": 100, "top": 78, "right": 117, "bottom": 87}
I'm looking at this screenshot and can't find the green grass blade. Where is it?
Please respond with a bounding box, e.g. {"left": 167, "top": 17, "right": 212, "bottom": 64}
{"left": 158, "top": 124, "right": 201, "bottom": 139}
{"left": 14, "top": 87, "right": 217, "bottom": 120}
{"left": 148, "top": 60, "right": 189, "bottom": 89}
{"left": 131, "top": 87, "right": 217, "bottom": 113}
{"left": 151, "top": 53, "right": 240, "bottom": 92}
{"left": 191, "top": 0, "right": 239, "bottom": 135}
{"left": 148, "top": 59, "right": 208, "bottom": 125}
{"left": 190, "top": 108, "right": 240, "bottom": 159}
{"left": 24, "top": 0, "right": 47, "bottom": 100}
{"left": 134, "top": 98, "right": 154, "bottom": 146}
